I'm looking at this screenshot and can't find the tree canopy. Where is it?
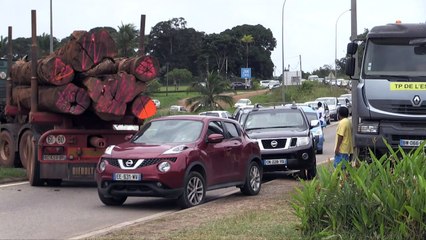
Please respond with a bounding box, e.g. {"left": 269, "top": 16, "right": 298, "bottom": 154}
{"left": 1, "top": 17, "right": 278, "bottom": 81}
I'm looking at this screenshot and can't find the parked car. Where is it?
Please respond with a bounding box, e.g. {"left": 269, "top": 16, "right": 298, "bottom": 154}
{"left": 169, "top": 105, "right": 187, "bottom": 113}
{"left": 315, "top": 97, "right": 339, "bottom": 121}
{"left": 259, "top": 80, "right": 272, "bottom": 88}
{"left": 234, "top": 98, "right": 252, "bottom": 108}
{"left": 339, "top": 93, "right": 352, "bottom": 103}
{"left": 199, "top": 110, "right": 232, "bottom": 119}
{"left": 153, "top": 99, "right": 161, "bottom": 108}
{"left": 233, "top": 105, "right": 255, "bottom": 124}
{"left": 268, "top": 80, "right": 281, "bottom": 89}
{"left": 337, "top": 97, "right": 352, "bottom": 116}
{"left": 304, "top": 101, "right": 331, "bottom": 124}
{"left": 231, "top": 81, "right": 247, "bottom": 90}
{"left": 242, "top": 105, "right": 317, "bottom": 180}
{"left": 300, "top": 106, "right": 324, "bottom": 154}
{"left": 96, "top": 115, "right": 262, "bottom": 208}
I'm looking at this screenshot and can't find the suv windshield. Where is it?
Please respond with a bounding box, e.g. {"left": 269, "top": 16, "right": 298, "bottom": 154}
{"left": 244, "top": 110, "right": 307, "bottom": 130}
{"left": 363, "top": 38, "right": 426, "bottom": 79}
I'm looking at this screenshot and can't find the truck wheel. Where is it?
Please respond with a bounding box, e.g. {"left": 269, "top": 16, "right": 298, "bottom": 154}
{"left": 98, "top": 189, "right": 127, "bottom": 206}
{"left": 0, "top": 131, "right": 16, "bottom": 167}
{"left": 19, "top": 131, "right": 31, "bottom": 169}
{"left": 178, "top": 171, "right": 205, "bottom": 209}
{"left": 240, "top": 161, "right": 262, "bottom": 196}
{"left": 20, "top": 130, "right": 43, "bottom": 186}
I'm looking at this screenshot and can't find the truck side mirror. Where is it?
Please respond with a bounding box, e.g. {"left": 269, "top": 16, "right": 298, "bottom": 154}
{"left": 345, "top": 57, "right": 356, "bottom": 77}
{"left": 347, "top": 42, "right": 358, "bottom": 55}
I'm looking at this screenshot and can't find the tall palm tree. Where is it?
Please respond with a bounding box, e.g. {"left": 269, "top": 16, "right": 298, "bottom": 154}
{"left": 241, "top": 34, "right": 254, "bottom": 68}
{"left": 116, "top": 23, "right": 138, "bottom": 57}
{"left": 185, "top": 72, "right": 234, "bottom": 112}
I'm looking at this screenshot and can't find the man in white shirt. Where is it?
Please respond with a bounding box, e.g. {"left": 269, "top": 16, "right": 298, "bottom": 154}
{"left": 317, "top": 101, "right": 325, "bottom": 128}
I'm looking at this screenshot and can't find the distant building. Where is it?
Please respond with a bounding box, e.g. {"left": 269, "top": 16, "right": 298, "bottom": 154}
{"left": 283, "top": 70, "right": 302, "bottom": 85}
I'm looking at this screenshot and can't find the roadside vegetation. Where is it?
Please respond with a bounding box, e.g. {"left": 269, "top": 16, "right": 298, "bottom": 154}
{"left": 0, "top": 167, "right": 26, "bottom": 182}
{"left": 293, "top": 143, "right": 426, "bottom": 239}
{"left": 151, "top": 80, "right": 348, "bottom": 117}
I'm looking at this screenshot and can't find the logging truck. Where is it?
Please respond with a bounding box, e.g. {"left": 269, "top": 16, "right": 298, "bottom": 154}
{"left": 0, "top": 10, "right": 158, "bottom": 186}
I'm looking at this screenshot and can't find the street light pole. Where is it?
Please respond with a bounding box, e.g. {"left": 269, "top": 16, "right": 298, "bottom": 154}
{"left": 334, "top": 9, "right": 351, "bottom": 80}
{"left": 281, "top": 0, "right": 287, "bottom": 103}
{"left": 49, "top": 0, "right": 53, "bottom": 53}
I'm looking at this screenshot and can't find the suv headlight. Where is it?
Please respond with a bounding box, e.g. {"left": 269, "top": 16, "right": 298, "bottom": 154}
{"left": 163, "top": 145, "right": 187, "bottom": 155}
{"left": 104, "top": 145, "right": 116, "bottom": 155}
{"left": 296, "top": 137, "right": 310, "bottom": 147}
{"left": 99, "top": 159, "right": 107, "bottom": 172}
{"left": 358, "top": 122, "right": 379, "bottom": 134}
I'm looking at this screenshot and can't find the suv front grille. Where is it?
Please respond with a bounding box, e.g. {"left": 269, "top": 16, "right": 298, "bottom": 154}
{"left": 261, "top": 139, "right": 286, "bottom": 149}
{"left": 106, "top": 157, "right": 177, "bottom": 169}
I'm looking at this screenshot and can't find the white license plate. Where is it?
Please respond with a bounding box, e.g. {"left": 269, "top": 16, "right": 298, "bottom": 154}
{"left": 113, "top": 173, "right": 141, "bottom": 181}
{"left": 264, "top": 159, "right": 287, "bottom": 165}
{"left": 400, "top": 139, "right": 424, "bottom": 147}
{"left": 43, "top": 155, "right": 66, "bottom": 160}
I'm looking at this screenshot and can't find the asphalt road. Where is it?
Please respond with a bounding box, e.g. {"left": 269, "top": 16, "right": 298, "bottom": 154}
{"left": 0, "top": 181, "right": 240, "bottom": 239}
{"left": 0, "top": 121, "right": 339, "bottom": 240}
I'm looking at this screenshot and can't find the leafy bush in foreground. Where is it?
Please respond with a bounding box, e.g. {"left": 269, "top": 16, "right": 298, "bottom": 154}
{"left": 292, "top": 144, "right": 426, "bottom": 239}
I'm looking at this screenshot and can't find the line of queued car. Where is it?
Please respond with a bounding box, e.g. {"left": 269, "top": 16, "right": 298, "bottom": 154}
{"left": 95, "top": 94, "right": 352, "bottom": 209}
{"left": 96, "top": 115, "right": 262, "bottom": 209}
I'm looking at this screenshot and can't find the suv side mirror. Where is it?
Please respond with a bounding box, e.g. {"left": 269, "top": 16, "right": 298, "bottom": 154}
{"left": 207, "top": 133, "right": 224, "bottom": 143}
{"left": 310, "top": 119, "right": 320, "bottom": 128}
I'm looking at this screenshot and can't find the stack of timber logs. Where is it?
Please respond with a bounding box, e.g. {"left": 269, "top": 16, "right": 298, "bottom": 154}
{"left": 10, "top": 29, "right": 159, "bottom": 121}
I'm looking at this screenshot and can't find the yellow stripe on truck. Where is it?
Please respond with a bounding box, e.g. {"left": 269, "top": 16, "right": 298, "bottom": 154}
{"left": 390, "top": 82, "right": 426, "bottom": 90}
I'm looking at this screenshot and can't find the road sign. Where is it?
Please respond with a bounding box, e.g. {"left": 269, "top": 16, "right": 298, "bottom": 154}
{"left": 241, "top": 68, "right": 251, "bottom": 79}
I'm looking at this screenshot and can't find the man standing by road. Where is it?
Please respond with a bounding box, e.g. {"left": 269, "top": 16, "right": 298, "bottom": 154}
{"left": 334, "top": 106, "right": 353, "bottom": 168}
{"left": 317, "top": 101, "right": 325, "bottom": 128}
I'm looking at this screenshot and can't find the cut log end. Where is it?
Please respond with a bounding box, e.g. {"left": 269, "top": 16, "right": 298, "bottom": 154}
{"left": 131, "top": 95, "right": 157, "bottom": 120}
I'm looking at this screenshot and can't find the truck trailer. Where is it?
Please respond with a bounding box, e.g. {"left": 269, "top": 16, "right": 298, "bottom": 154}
{"left": 346, "top": 21, "right": 426, "bottom": 160}
{"left": 0, "top": 10, "right": 157, "bottom": 186}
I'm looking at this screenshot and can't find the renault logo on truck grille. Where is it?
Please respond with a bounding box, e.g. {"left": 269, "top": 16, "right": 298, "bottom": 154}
{"left": 412, "top": 95, "right": 421, "bottom": 106}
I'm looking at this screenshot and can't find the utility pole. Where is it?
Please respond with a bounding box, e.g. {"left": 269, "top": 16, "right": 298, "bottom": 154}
{"left": 281, "top": 0, "right": 287, "bottom": 103}
{"left": 299, "top": 54, "right": 302, "bottom": 85}
{"left": 350, "top": 0, "right": 358, "bottom": 158}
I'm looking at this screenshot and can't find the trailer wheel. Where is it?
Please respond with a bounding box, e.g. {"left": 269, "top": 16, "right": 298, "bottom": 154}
{"left": 0, "top": 131, "right": 16, "bottom": 167}
{"left": 20, "top": 130, "right": 43, "bottom": 186}
{"left": 19, "top": 131, "right": 30, "bottom": 169}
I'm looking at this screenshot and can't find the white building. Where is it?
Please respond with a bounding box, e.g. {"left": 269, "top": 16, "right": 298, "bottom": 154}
{"left": 283, "top": 70, "right": 302, "bottom": 85}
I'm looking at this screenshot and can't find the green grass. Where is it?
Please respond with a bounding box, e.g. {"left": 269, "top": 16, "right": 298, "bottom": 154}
{"left": 151, "top": 82, "right": 348, "bottom": 118}
{"left": 251, "top": 83, "right": 347, "bottom": 105}
{"left": 167, "top": 206, "right": 301, "bottom": 240}
{"left": 0, "top": 167, "right": 26, "bottom": 181}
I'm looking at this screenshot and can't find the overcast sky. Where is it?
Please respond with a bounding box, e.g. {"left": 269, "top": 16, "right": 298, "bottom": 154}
{"left": 2, "top": 0, "right": 426, "bottom": 76}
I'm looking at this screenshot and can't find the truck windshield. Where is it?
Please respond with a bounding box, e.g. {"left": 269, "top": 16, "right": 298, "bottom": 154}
{"left": 363, "top": 38, "right": 426, "bottom": 79}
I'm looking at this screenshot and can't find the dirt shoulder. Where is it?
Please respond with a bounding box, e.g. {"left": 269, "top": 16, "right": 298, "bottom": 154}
{"left": 93, "top": 177, "right": 302, "bottom": 239}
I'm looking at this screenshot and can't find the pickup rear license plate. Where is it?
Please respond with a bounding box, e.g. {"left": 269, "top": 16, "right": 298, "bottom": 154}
{"left": 400, "top": 139, "right": 424, "bottom": 147}
{"left": 113, "top": 173, "right": 141, "bottom": 181}
{"left": 264, "top": 159, "right": 287, "bottom": 165}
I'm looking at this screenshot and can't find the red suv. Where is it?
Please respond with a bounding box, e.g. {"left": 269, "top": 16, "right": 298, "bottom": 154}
{"left": 95, "top": 115, "right": 262, "bottom": 208}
